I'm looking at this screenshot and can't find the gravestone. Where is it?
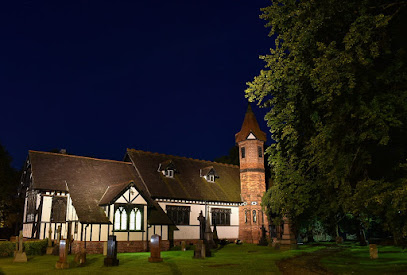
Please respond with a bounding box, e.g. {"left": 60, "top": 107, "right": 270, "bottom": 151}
{"left": 197, "top": 211, "right": 206, "bottom": 240}
{"left": 272, "top": 238, "right": 280, "bottom": 250}
{"left": 181, "top": 241, "right": 186, "bottom": 251}
{"left": 193, "top": 240, "right": 205, "bottom": 259}
{"left": 258, "top": 225, "right": 268, "bottom": 246}
{"left": 46, "top": 227, "right": 53, "bottom": 254}
{"left": 336, "top": 236, "right": 344, "bottom": 244}
{"left": 13, "top": 231, "right": 27, "bottom": 263}
{"left": 104, "top": 235, "right": 119, "bottom": 266}
{"left": 52, "top": 225, "right": 62, "bottom": 256}
{"left": 148, "top": 234, "right": 163, "bottom": 262}
{"left": 369, "top": 244, "right": 378, "bottom": 259}
{"left": 103, "top": 241, "right": 108, "bottom": 256}
{"left": 55, "top": 239, "right": 69, "bottom": 269}
{"left": 74, "top": 247, "right": 87, "bottom": 266}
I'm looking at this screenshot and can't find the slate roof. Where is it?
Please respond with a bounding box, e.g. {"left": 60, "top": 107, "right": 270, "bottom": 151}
{"left": 126, "top": 149, "right": 241, "bottom": 203}
{"left": 235, "top": 104, "right": 267, "bottom": 143}
{"left": 28, "top": 151, "right": 174, "bottom": 225}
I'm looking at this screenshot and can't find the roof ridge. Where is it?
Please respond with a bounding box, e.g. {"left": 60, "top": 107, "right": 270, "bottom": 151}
{"left": 29, "top": 150, "right": 133, "bottom": 165}
{"left": 126, "top": 148, "right": 239, "bottom": 168}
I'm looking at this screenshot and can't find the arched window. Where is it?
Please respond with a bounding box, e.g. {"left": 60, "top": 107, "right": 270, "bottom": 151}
{"left": 114, "top": 204, "right": 143, "bottom": 231}
{"left": 129, "top": 209, "right": 136, "bottom": 230}
{"left": 244, "top": 210, "right": 248, "bottom": 223}
{"left": 253, "top": 210, "right": 257, "bottom": 223}
{"left": 114, "top": 207, "right": 123, "bottom": 230}
{"left": 136, "top": 210, "right": 142, "bottom": 230}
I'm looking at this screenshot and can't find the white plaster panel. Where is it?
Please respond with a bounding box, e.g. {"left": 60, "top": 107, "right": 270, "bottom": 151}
{"left": 115, "top": 196, "right": 128, "bottom": 204}
{"left": 214, "top": 226, "right": 239, "bottom": 239}
{"left": 114, "top": 232, "right": 129, "bottom": 241}
{"left": 100, "top": 224, "right": 108, "bottom": 241}
{"left": 41, "top": 196, "right": 52, "bottom": 222}
{"left": 173, "top": 225, "right": 199, "bottom": 240}
{"left": 128, "top": 231, "right": 144, "bottom": 241}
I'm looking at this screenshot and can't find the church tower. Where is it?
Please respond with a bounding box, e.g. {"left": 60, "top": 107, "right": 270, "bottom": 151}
{"left": 235, "top": 105, "right": 268, "bottom": 243}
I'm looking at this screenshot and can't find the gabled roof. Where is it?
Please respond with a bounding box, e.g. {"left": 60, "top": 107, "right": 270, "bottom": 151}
{"left": 28, "top": 151, "right": 173, "bottom": 225}
{"left": 235, "top": 104, "right": 267, "bottom": 143}
{"left": 126, "top": 149, "right": 241, "bottom": 203}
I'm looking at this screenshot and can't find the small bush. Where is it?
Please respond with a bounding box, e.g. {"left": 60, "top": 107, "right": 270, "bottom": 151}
{"left": 24, "top": 239, "right": 47, "bottom": 256}
{"left": 0, "top": 241, "right": 16, "bottom": 257}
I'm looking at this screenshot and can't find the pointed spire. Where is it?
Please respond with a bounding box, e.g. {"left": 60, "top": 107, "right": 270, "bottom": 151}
{"left": 235, "top": 103, "right": 267, "bottom": 143}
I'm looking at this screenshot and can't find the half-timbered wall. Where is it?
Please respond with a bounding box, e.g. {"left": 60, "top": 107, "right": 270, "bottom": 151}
{"left": 157, "top": 201, "right": 239, "bottom": 241}
{"left": 23, "top": 185, "right": 169, "bottom": 243}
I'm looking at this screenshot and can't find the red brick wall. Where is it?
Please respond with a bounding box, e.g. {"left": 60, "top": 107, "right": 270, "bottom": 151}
{"left": 238, "top": 139, "right": 269, "bottom": 244}
{"left": 71, "top": 240, "right": 170, "bottom": 254}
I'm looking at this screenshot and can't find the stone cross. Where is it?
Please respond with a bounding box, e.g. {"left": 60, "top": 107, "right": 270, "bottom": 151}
{"left": 258, "top": 225, "right": 268, "bottom": 246}
{"left": 18, "top": 231, "right": 23, "bottom": 252}
{"left": 197, "top": 211, "right": 206, "bottom": 240}
{"left": 148, "top": 234, "right": 163, "bottom": 262}
{"left": 57, "top": 225, "right": 62, "bottom": 243}
{"left": 13, "top": 231, "right": 27, "bottom": 263}
{"left": 48, "top": 228, "right": 53, "bottom": 247}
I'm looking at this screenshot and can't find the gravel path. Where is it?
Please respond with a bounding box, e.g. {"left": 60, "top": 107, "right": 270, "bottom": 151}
{"left": 277, "top": 247, "right": 342, "bottom": 275}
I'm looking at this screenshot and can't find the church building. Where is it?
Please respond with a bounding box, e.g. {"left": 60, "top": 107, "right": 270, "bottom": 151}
{"left": 19, "top": 105, "right": 268, "bottom": 253}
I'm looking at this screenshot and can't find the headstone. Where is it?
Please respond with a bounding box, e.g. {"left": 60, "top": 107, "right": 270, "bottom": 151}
{"left": 103, "top": 241, "right": 108, "bottom": 256}
{"left": 272, "top": 238, "right": 280, "bottom": 250}
{"left": 52, "top": 226, "right": 62, "bottom": 256}
{"left": 181, "top": 241, "right": 186, "bottom": 251}
{"left": 46, "top": 228, "right": 53, "bottom": 255}
{"left": 148, "top": 234, "right": 163, "bottom": 262}
{"left": 197, "top": 211, "right": 206, "bottom": 240}
{"left": 336, "top": 236, "right": 343, "bottom": 244}
{"left": 193, "top": 240, "right": 206, "bottom": 259}
{"left": 258, "top": 225, "right": 268, "bottom": 246}
{"left": 74, "top": 247, "right": 87, "bottom": 266}
{"left": 13, "top": 231, "right": 27, "bottom": 263}
{"left": 55, "top": 239, "right": 69, "bottom": 269}
{"left": 369, "top": 244, "right": 378, "bottom": 259}
{"left": 104, "top": 235, "right": 119, "bottom": 266}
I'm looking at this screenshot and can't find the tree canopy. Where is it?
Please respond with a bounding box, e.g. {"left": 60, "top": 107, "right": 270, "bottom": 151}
{"left": 246, "top": 0, "right": 407, "bottom": 243}
{"left": 0, "top": 143, "right": 21, "bottom": 235}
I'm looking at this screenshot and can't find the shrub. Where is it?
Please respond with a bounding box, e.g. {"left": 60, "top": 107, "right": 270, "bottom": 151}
{"left": 24, "top": 239, "right": 47, "bottom": 256}
{"left": 0, "top": 241, "right": 16, "bottom": 257}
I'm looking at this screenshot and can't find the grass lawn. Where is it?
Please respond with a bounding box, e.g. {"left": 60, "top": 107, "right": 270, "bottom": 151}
{"left": 0, "top": 244, "right": 321, "bottom": 275}
{"left": 321, "top": 244, "right": 407, "bottom": 274}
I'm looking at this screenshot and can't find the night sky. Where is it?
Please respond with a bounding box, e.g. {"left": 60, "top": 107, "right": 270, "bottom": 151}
{"left": 1, "top": 1, "right": 273, "bottom": 169}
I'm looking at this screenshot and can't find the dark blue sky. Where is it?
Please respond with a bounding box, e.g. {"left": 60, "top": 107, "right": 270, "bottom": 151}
{"left": 1, "top": 0, "right": 273, "bottom": 168}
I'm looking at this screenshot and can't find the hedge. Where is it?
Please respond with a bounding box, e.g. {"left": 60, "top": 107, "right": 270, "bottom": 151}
{"left": 0, "top": 241, "right": 16, "bottom": 257}
{"left": 0, "top": 239, "right": 48, "bottom": 257}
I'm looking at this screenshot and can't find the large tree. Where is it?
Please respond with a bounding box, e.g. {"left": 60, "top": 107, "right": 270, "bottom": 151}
{"left": 246, "top": 0, "right": 407, "bottom": 243}
{"left": 0, "top": 143, "right": 21, "bottom": 238}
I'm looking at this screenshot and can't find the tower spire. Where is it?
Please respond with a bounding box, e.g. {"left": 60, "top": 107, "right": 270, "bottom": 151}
{"left": 235, "top": 104, "right": 266, "bottom": 143}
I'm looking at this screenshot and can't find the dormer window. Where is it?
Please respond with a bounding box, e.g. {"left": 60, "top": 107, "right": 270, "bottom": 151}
{"left": 157, "top": 160, "right": 177, "bottom": 179}
{"left": 200, "top": 166, "right": 218, "bottom": 183}
{"left": 164, "top": 169, "right": 174, "bottom": 178}
{"left": 207, "top": 174, "right": 215, "bottom": 183}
